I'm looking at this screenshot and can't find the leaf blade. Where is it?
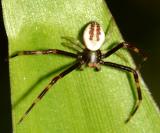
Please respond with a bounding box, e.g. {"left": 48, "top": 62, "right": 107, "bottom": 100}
{"left": 2, "top": 0, "right": 160, "bottom": 132}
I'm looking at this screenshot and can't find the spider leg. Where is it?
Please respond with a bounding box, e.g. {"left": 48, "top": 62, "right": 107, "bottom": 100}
{"left": 104, "top": 16, "right": 114, "bottom": 41}
{"left": 62, "top": 36, "right": 85, "bottom": 50}
{"left": 102, "top": 42, "right": 148, "bottom": 70}
{"left": 10, "top": 49, "right": 77, "bottom": 58}
{"left": 18, "top": 61, "right": 81, "bottom": 124}
{"left": 100, "top": 61, "right": 142, "bottom": 123}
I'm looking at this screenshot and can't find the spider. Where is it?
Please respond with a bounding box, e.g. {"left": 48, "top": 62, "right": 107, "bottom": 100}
{"left": 11, "top": 21, "right": 147, "bottom": 124}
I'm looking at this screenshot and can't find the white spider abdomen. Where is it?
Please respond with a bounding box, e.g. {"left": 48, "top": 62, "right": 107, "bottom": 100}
{"left": 83, "top": 21, "right": 105, "bottom": 51}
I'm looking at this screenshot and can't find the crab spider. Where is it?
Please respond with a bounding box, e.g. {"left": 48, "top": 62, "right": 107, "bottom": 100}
{"left": 11, "top": 21, "right": 147, "bottom": 124}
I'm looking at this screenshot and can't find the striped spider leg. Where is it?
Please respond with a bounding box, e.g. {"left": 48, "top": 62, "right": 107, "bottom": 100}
{"left": 10, "top": 49, "right": 78, "bottom": 58}
{"left": 100, "top": 61, "right": 141, "bottom": 123}
{"left": 17, "top": 61, "right": 82, "bottom": 124}
{"left": 101, "top": 42, "right": 148, "bottom": 122}
{"left": 11, "top": 49, "right": 81, "bottom": 124}
{"left": 102, "top": 42, "right": 148, "bottom": 69}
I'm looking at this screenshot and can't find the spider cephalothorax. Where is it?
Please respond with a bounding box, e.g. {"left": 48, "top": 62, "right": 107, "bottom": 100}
{"left": 11, "top": 21, "right": 147, "bottom": 124}
{"left": 78, "top": 49, "right": 102, "bottom": 69}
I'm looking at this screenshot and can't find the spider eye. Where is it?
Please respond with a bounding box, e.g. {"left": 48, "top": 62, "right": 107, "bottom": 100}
{"left": 83, "top": 21, "right": 105, "bottom": 51}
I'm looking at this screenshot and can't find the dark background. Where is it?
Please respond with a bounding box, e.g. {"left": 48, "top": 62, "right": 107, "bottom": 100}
{"left": 0, "top": 0, "right": 160, "bottom": 132}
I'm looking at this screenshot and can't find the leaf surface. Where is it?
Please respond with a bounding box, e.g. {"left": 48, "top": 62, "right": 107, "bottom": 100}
{"left": 2, "top": 0, "right": 160, "bottom": 132}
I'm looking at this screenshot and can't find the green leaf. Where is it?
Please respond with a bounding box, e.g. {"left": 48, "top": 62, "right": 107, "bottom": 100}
{"left": 2, "top": 0, "right": 160, "bottom": 132}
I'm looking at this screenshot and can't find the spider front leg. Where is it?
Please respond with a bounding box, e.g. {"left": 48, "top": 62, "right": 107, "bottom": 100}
{"left": 102, "top": 42, "right": 148, "bottom": 69}
{"left": 10, "top": 49, "right": 77, "bottom": 58}
{"left": 62, "top": 36, "right": 85, "bottom": 51}
{"left": 100, "top": 61, "right": 142, "bottom": 123}
{"left": 18, "top": 62, "right": 81, "bottom": 124}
